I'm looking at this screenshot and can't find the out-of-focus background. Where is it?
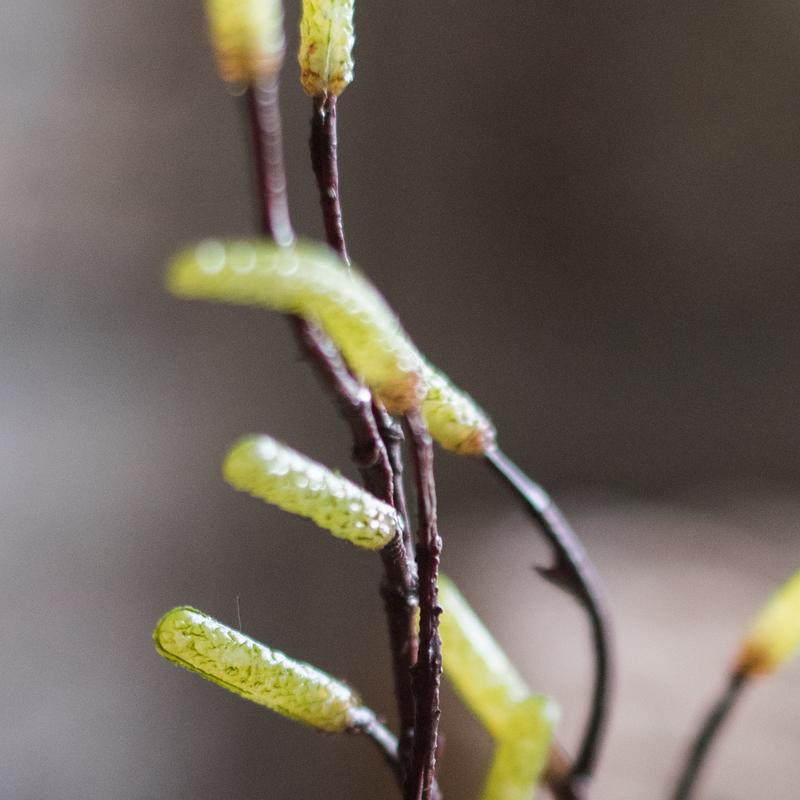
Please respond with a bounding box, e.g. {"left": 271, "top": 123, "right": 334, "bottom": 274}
{"left": 2, "top": 2, "right": 800, "bottom": 798}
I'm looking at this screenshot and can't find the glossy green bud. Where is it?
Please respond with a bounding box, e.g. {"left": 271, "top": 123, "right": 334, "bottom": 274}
{"left": 204, "top": 0, "right": 286, "bottom": 83}
{"left": 168, "top": 239, "right": 423, "bottom": 413}
{"left": 421, "top": 365, "right": 496, "bottom": 456}
{"left": 299, "top": 0, "right": 355, "bottom": 96}
{"left": 737, "top": 568, "right": 800, "bottom": 676}
{"left": 223, "top": 435, "right": 398, "bottom": 550}
{"left": 154, "top": 606, "right": 367, "bottom": 732}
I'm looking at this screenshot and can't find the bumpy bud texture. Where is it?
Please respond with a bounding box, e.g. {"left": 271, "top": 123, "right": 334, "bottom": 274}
{"left": 736, "top": 568, "right": 800, "bottom": 676}
{"left": 204, "top": 0, "right": 286, "bottom": 83}
{"left": 299, "top": 0, "right": 355, "bottom": 96}
{"left": 223, "top": 435, "right": 398, "bottom": 550}
{"left": 421, "top": 365, "right": 496, "bottom": 456}
{"left": 168, "top": 239, "right": 496, "bottom": 451}
{"left": 438, "top": 574, "right": 530, "bottom": 738}
{"left": 154, "top": 607, "right": 365, "bottom": 732}
{"left": 168, "top": 239, "right": 423, "bottom": 413}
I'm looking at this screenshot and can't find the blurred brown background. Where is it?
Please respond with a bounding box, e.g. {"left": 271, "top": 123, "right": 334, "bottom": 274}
{"left": 2, "top": 1, "right": 800, "bottom": 798}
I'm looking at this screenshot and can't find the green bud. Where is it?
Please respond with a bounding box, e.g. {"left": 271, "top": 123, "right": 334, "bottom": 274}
{"left": 299, "top": 0, "right": 355, "bottom": 96}
{"left": 203, "top": 0, "right": 286, "bottom": 84}
{"left": 223, "top": 435, "right": 398, "bottom": 550}
{"left": 154, "top": 606, "right": 366, "bottom": 732}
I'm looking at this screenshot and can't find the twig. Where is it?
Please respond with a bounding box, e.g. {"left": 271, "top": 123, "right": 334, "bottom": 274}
{"left": 307, "top": 88, "right": 420, "bottom": 783}
{"left": 484, "top": 447, "right": 612, "bottom": 792}
{"left": 671, "top": 671, "right": 749, "bottom": 800}
{"left": 404, "top": 410, "right": 443, "bottom": 800}
{"left": 310, "top": 92, "right": 349, "bottom": 263}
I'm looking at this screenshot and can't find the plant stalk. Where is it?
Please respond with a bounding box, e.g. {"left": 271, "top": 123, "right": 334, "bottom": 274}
{"left": 307, "top": 89, "right": 420, "bottom": 787}
{"left": 404, "top": 410, "right": 443, "bottom": 800}
{"left": 671, "top": 671, "right": 748, "bottom": 800}
{"left": 484, "top": 447, "right": 612, "bottom": 793}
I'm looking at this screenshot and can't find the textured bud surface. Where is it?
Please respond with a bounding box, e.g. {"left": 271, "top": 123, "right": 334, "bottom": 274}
{"left": 154, "top": 607, "right": 362, "bottom": 732}
{"left": 737, "top": 568, "right": 800, "bottom": 675}
{"left": 204, "top": 0, "right": 285, "bottom": 83}
{"left": 439, "top": 575, "right": 532, "bottom": 738}
{"left": 168, "top": 239, "right": 423, "bottom": 412}
{"left": 299, "top": 0, "right": 355, "bottom": 96}
{"left": 223, "top": 435, "right": 398, "bottom": 549}
{"left": 481, "top": 696, "right": 558, "bottom": 800}
{"left": 421, "top": 366, "right": 496, "bottom": 456}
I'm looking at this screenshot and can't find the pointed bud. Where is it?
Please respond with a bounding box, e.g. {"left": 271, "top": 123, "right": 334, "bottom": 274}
{"left": 204, "top": 0, "right": 286, "bottom": 84}
{"left": 736, "top": 568, "right": 800, "bottom": 676}
{"left": 223, "top": 435, "right": 399, "bottom": 550}
{"left": 299, "top": 0, "right": 355, "bottom": 97}
{"left": 154, "top": 607, "right": 367, "bottom": 731}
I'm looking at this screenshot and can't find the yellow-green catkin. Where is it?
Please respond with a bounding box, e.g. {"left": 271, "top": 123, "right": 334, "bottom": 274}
{"left": 421, "top": 365, "right": 496, "bottom": 456}
{"left": 439, "top": 575, "right": 557, "bottom": 798}
{"left": 154, "top": 607, "right": 366, "bottom": 732}
{"left": 204, "top": 0, "right": 286, "bottom": 83}
{"left": 438, "top": 574, "right": 530, "bottom": 738}
{"left": 167, "top": 238, "right": 497, "bottom": 449}
{"left": 736, "top": 568, "right": 800, "bottom": 676}
{"left": 223, "top": 434, "right": 398, "bottom": 549}
{"left": 168, "top": 239, "right": 423, "bottom": 413}
{"left": 480, "top": 696, "right": 558, "bottom": 800}
{"left": 299, "top": 0, "right": 355, "bottom": 96}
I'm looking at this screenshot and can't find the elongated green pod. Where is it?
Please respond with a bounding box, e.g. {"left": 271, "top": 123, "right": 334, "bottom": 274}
{"left": 223, "top": 434, "right": 398, "bottom": 549}
{"left": 438, "top": 574, "right": 530, "bottom": 738}
{"left": 736, "top": 568, "right": 800, "bottom": 676}
{"left": 168, "top": 239, "right": 423, "bottom": 412}
{"left": 480, "top": 696, "right": 558, "bottom": 800}
{"left": 154, "top": 606, "right": 368, "bottom": 731}
{"left": 204, "top": 0, "right": 286, "bottom": 83}
{"left": 299, "top": 0, "right": 355, "bottom": 97}
{"left": 421, "top": 365, "right": 496, "bottom": 456}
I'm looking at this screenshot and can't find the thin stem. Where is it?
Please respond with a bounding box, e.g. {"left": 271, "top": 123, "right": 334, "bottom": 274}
{"left": 245, "top": 82, "right": 294, "bottom": 247}
{"left": 671, "top": 671, "right": 749, "bottom": 800}
{"left": 404, "top": 410, "right": 443, "bottom": 800}
{"left": 310, "top": 92, "right": 349, "bottom": 263}
{"left": 356, "top": 712, "right": 405, "bottom": 786}
{"left": 307, "top": 89, "right": 420, "bottom": 786}
{"left": 484, "top": 447, "right": 612, "bottom": 792}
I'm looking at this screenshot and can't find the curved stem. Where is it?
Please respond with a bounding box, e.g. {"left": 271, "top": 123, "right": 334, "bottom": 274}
{"left": 671, "top": 671, "right": 748, "bottom": 800}
{"left": 484, "top": 447, "right": 612, "bottom": 791}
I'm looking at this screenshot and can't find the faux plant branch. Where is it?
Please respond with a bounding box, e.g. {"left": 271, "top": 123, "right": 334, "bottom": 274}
{"left": 672, "top": 568, "right": 800, "bottom": 800}
{"left": 153, "top": 3, "right": 800, "bottom": 800}
{"left": 484, "top": 448, "right": 612, "bottom": 792}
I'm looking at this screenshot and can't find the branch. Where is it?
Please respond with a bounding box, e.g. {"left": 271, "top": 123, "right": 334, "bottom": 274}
{"left": 671, "top": 671, "right": 749, "bottom": 800}
{"left": 404, "top": 410, "right": 443, "bottom": 800}
{"left": 246, "top": 77, "right": 417, "bottom": 794}
{"left": 306, "top": 88, "right": 420, "bottom": 783}
{"left": 484, "top": 447, "right": 613, "bottom": 792}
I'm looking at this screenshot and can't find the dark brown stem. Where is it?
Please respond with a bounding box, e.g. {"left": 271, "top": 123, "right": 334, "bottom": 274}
{"left": 484, "top": 447, "right": 612, "bottom": 793}
{"left": 403, "top": 410, "right": 443, "bottom": 800}
{"left": 374, "top": 402, "right": 415, "bottom": 563}
{"left": 245, "top": 82, "right": 294, "bottom": 247}
{"left": 310, "top": 92, "right": 349, "bottom": 263}
{"left": 671, "top": 671, "right": 749, "bottom": 800}
{"left": 307, "top": 89, "right": 420, "bottom": 788}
